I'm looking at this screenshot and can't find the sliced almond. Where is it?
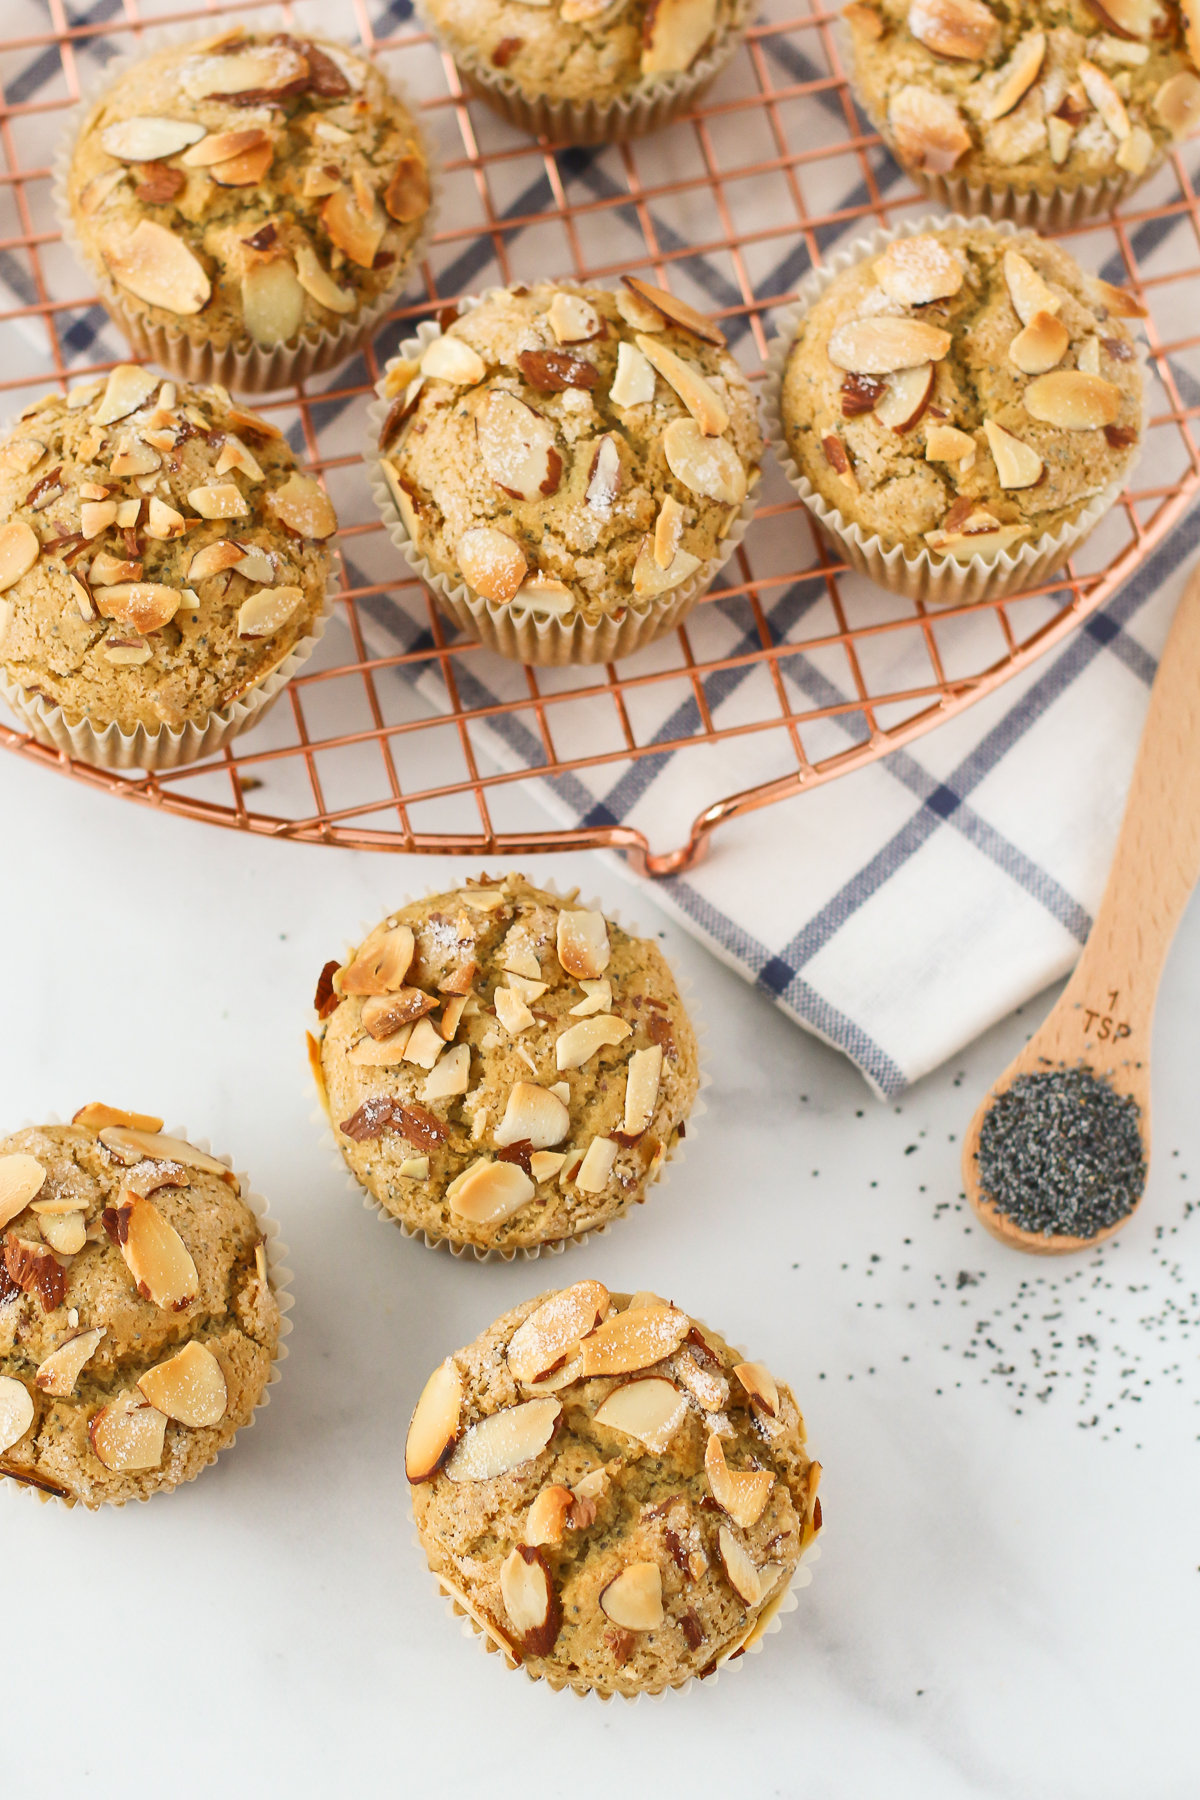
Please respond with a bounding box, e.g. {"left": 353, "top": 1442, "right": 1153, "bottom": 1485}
{"left": 501, "top": 932, "right": 542, "bottom": 980}
{"left": 116, "top": 1193, "right": 199, "bottom": 1312}
{"left": 187, "top": 540, "right": 247, "bottom": 582}
{"left": 569, "top": 980, "right": 612, "bottom": 1018}
{"left": 0, "top": 520, "right": 39, "bottom": 593}
{"left": 109, "top": 437, "right": 161, "bottom": 478}
{"left": 267, "top": 473, "right": 338, "bottom": 540}
{"left": 1003, "top": 249, "right": 1062, "bottom": 326}
{"left": 348, "top": 1025, "right": 412, "bottom": 1066}
{"left": 98, "top": 1127, "right": 229, "bottom": 1181}
{"left": 844, "top": 1, "right": 885, "bottom": 35}
{"left": 0, "top": 437, "right": 47, "bottom": 474}
{"left": 343, "top": 926, "right": 415, "bottom": 996}
{"left": 215, "top": 435, "right": 265, "bottom": 484}
{"left": 556, "top": 908, "right": 611, "bottom": 979}
{"left": 827, "top": 316, "right": 950, "bottom": 375}
{"left": 555, "top": 1014, "right": 631, "bottom": 1070}
{"left": 404, "top": 1017, "right": 448, "bottom": 1071}
{"left": 362, "top": 988, "right": 437, "bottom": 1038}
{"left": 406, "top": 1359, "right": 463, "bottom": 1481}
{"left": 421, "top": 1042, "right": 470, "bottom": 1101}
{"left": 632, "top": 536, "right": 702, "bottom": 599}
{"left": 547, "top": 292, "right": 601, "bottom": 343}
{"left": 421, "top": 336, "right": 486, "bottom": 385}
{"left": 1023, "top": 370, "right": 1122, "bottom": 428}
{"left": 73, "top": 1103, "right": 163, "bottom": 1133}
{"left": 623, "top": 1045, "right": 663, "bottom": 1135}
{"left": 578, "top": 1304, "right": 690, "bottom": 1377}
{"left": 209, "top": 142, "right": 274, "bottom": 188}
{"left": 525, "top": 1483, "right": 575, "bottom": 1545}
{"left": 888, "top": 85, "right": 971, "bottom": 174}
{"left": 621, "top": 276, "right": 725, "bottom": 346}
{"left": 242, "top": 258, "right": 306, "bottom": 349}
{"left": 137, "top": 1340, "right": 227, "bottom": 1426}
{"left": 93, "top": 364, "right": 160, "bottom": 427}
{"left": 875, "top": 235, "right": 963, "bottom": 306}
{"left": 925, "top": 522, "right": 1028, "bottom": 557}
{"left": 80, "top": 168, "right": 126, "bottom": 215}
{"left": 182, "top": 44, "right": 309, "bottom": 100}
{"left": 508, "top": 1282, "right": 611, "bottom": 1384}
{"left": 634, "top": 334, "right": 727, "bottom": 435}
{"left": 662, "top": 417, "right": 746, "bottom": 504}
{"left": 1008, "top": 309, "right": 1070, "bottom": 373}
{"left": 35, "top": 1327, "right": 104, "bottom": 1398}
{"left": 600, "top": 1562, "right": 664, "bottom": 1631}
{"left": 717, "top": 1523, "right": 772, "bottom": 1607}
{"left": 575, "top": 1137, "right": 619, "bottom": 1193}
{"left": 385, "top": 149, "right": 430, "bottom": 224}
{"left": 906, "top": 0, "right": 1000, "bottom": 60}
{"left": 456, "top": 525, "right": 527, "bottom": 603}
{"left": 103, "top": 220, "right": 210, "bottom": 316}
{"left": 1115, "top": 124, "right": 1154, "bottom": 175}
{"left": 1093, "top": 0, "right": 1157, "bottom": 32}
{"left": 0, "top": 1377, "right": 33, "bottom": 1453}
{"left": 495, "top": 1082, "right": 571, "bottom": 1149}
{"left": 500, "top": 1545, "right": 560, "bottom": 1656}
{"left": 233, "top": 545, "right": 273, "bottom": 582}
{"left": 70, "top": 575, "right": 97, "bottom": 621}
{"left": 181, "top": 126, "right": 268, "bottom": 168}
{"left": 448, "top": 1158, "right": 536, "bottom": 1225}
{"left": 530, "top": 1151, "right": 566, "bottom": 1182}
{"left": 1048, "top": 115, "right": 1073, "bottom": 163}
{"left": 1078, "top": 58, "right": 1131, "bottom": 138}
{"left": 610, "top": 341, "right": 657, "bottom": 408}
{"left": 1154, "top": 70, "right": 1200, "bottom": 138}
{"left": 187, "top": 483, "right": 249, "bottom": 521}
{"left": 103, "top": 639, "right": 152, "bottom": 666}
{"left": 874, "top": 362, "right": 934, "bottom": 432}
{"left": 673, "top": 1348, "right": 728, "bottom": 1411}
{"left": 653, "top": 494, "right": 686, "bottom": 569}
{"left": 924, "top": 423, "right": 976, "bottom": 471}
{"left": 586, "top": 434, "right": 622, "bottom": 518}
{"left": 0, "top": 1154, "right": 46, "bottom": 1229}
{"left": 321, "top": 185, "right": 385, "bottom": 269}
{"left": 476, "top": 393, "right": 562, "bottom": 503}
{"left": 705, "top": 1431, "right": 774, "bottom": 1528}
{"left": 445, "top": 1397, "right": 560, "bottom": 1481}
{"left": 80, "top": 500, "right": 118, "bottom": 539}
{"left": 95, "top": 582, "right": 181, "bottom": 633}
{"left": 100, "top": 116, "right": 206, "bottom": 162}
{"left": 237, "top": 584, "right": 304, "bottom": 639}
{"left": 145, "top": 497, "right": 186, "bottom": 541}
{"left": 641, "top": 0, "right": 717, "bottom": 75}
{"left": 291, "top": 239, "right": 355, "bottom": 315}
{"left": 593, "top": 1376, "right": 687, "bottom": 1453}
{"left": 733, "top": 1360, "right": 779, "bottom": 1416}
{"left": 38, "top": 1212, "right": 87, "bottom": 1255}
{"left": 981, "top": 30, "right": 1045, "bottom": 120}
{"left": 495, "top": 986, "right": 536, "bottom": 1036}
{"left": 88, "top": 1389, "right": 167, "bottom": 1472}
{"left": 1089, "top": 277, "right": 1147, "bottom": 319}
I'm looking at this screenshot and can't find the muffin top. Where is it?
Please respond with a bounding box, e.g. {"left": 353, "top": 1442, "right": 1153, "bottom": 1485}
{"left": 315, "top": 874, "right": 699, "bottom": 1253}
{"left": 0, "top": 365, "right": 335, "bottom": 734}
{"left": 845, "top": 0, "right": 1200, "bottom": 195}
{"left": 419, "top": 0, "right": 743, "bottom": 106}
{"left": 779, "top": 226, "right": 1143, "bottom": 560}
{"left": 408, "top": 1284, "right": 821, "bottom": 1697}
{"left": 377, "top": 280, "right": 761, "bottom": 624}
{"left": 0, "top": 1109, "right": 281, "bottom": 1509}
{"left": 67, "top": 31, "right": 431, "bottom": 352}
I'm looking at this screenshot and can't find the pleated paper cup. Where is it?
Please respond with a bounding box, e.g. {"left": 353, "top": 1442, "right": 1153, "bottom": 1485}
{"left": 416, "top": 0, "right": 753, "bottom": 145}
{"left": 52, "top": 16, "right": 440, "bottom": 395}
{"left": 761, "top": 212, "right": 1143, "bottom": 608}
{"left": 307, "top": 880, "right": 708, "bottom": 1262}
{"left": 365, "top": 294, "right": 756, "bottom": 666}
{"left": 0, "top": 1118, "right": 293, "bottom": 1512}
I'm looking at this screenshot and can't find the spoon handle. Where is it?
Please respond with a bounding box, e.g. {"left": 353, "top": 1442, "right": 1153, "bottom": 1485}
{"left": 1065, "top": 560, "right": 1200, "bottom": 1039}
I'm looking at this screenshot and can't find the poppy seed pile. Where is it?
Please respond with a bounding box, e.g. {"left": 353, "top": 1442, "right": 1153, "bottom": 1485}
{"left": 976, "top": 1067, "right": 1147, "bottom": 1240}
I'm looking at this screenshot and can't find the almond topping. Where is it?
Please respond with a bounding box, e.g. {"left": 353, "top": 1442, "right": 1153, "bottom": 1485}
{"left": 187, "top": 483, "right": 249, "bottom": 521}
{"left": 103, "top": 220, "right": 210, "bottom": 316}
{"left": 348, "top": 1026, "right": 412, "bottom": 1066}
{"left": 0, "top": 1377, "right": 33, "bottom": 1452}
{"left": 406, "top": 1359, "right": 463, "bottom": 1481}
{"left": 873, "top": 363, "right": 934, "bottom": 433}
{"left": 634, "top": 334, "right": 728, "bottom": 435}
{"left": 555, "top": 1014, "right": 632, "bottom": 1070}
{"left": 137, "top": 1341, "right": 227, "bottom": 1426}
{"left": 109, "top": 437, "right": 161, "bottom": 478}
{"left": 888, "top": 85, "right": 971, "bottom": 173}
{"left": 445, "top": 1397, "right": 561, "bottom": 1481}
{"left": 98, "top": 1125, "right": 231, "bottom": 1180}
{"left": 586, "top": 435, "right": 622, "bottom": 517}
{"left": 94, "top": 364, "right": 160, "bottom": 425}
{"left": 1048, "top": 115, "right": 1074, "bottom": 163}
{"left": 609, "top": 341, "right": 657, "bottom": 408}
{"left": 717, "top": 1524, "right": 782, "bottom": 1608}
{"left": 673, "top": 1348, "right": 728, "bottom": 1410}
{"left": 321, "top": 184, "right": 385, "bottom": 269}
{"left": 1115, "top": 124, "right": 1154, "bottom": 175}
{"left": 495, "top": 985, "right": 536, "bottom": 1036}
{"left": 1023, "top": 370, "right": 1122, "bottom": 429}
{"left": 182, "top": 44, "right": 309, "bottom": 100}
{"left": 0, "top": 520, "right": 39, "bottom": 592}
{"left": 0, "top": 437, "right": 46, "bottom": 474}
{"left": 114, "top": 1192, "right": 199, "bottom": 1312}
{"left": 733, "top": 1360, "right": 779, "bottom": 1416}
{"left": 547, "top": 291, "right": 601, "bottom": 343}
{"left": 80, "top": 500, "right": 118, "bottom": 539}
{"left": 594, "top": 1376, "right": 688, "bottom": 1453}
{"left": 447, "top": 1158, "right": 536, "bottom": 1225}
{"left": 508, "top": 1282, "right": 611, "bottom": 1383}
{"left": 215, "top": 434, "right": 265, "bottom": 483}
{"left": 641, "top": 0, "right": 718, "bottom": 75}
{"left": 1094, "top": 0, "right": 1157, "bottom": 33}
{"left": 293, "top": 241, "right": 355, "bottom": 315}
{"left": 907, "top": 0, "right": 1000, "bottom": 60}
{"left": 705, "top": 1431, "right": 774, "bottom": 1527}
{"left": 875, "top": 235, "right": 963, "bottom": 305}
{"left": 632, "top": 537, "right": 702, "bottom": 599}
{"left": 981, "top": 31, "right": 1045, "bottom": 119}
{"left": 621, "top": 276, "right": 726, "bottom": 346}
{"left": 575, "top": 1137, "right": 619, "bottom": 1193}
{"left": 95, "top": 582, "right": 182, "bottom": 633}
{"left": 1088, "top": 276, "right": 1147, "bottom": 318}
{"left": 421, "top": 336, "right": 487, "bottom": 385}
{"left": 662, "top": 417, "right": 746, "bottom": 504}
{"left": 361, "top": 987, "right": 437, "bottom": 1038}
{"left": 88, "top": 1390, "right": 167, "bottom": 1472}
{"left": 0, "top": 1154, "right": 46, "bottom": 1229}
{"left": 578, "top": 1304, "right": 690, "bottom": 1376}
{"left": 342, "top": 925, "right": 416, "bottom": 995}
{"left": 623, "top": 1044, "right": 663, "bottom": 1135}
{"left": 1154, "top": 70, "right": 1200, "bottom": 138}
{"left": 236, "top": 584, "right": 303, "bottom": 640}
{"left": 1079, "top": 58, "right": 1131, "bottom": 137}
{"left": 73, "top": 1103, "right": 163, "bottom": 1133}
{"left": 828, "top": 316, "right": 951, "bottom": 375}
{"left": 181, "top": 126, "right": 268, "bottom": 167}
{"left": 385, "top": 149, "right": 430, "bottom": 224}
{"left": 145, "top": 497, "right": 187, "bottom": 541}
{"left": 525, "top": 1484, "right": 575, "bottom": 1545}
{"left": 210, "top": 142, "right": 274, "bottom": 187}
{"left": 242, "top": 259, "right": 306, "bottom": 348}
{"left": 1003, "top": 249, "right": 1062, "bottom": 326}
{"left": 600, "top": 1562, "right": 664, "bottom": 1631}
{"left": 844, "top": 1, "right": 885, "bottom": 35}
{"left": 35, "top": 1327, "right": 104, "bottom": 1398}
{"left": 495, "top": 1082, "right": 571, "bottom": 1149}
{"left": 476, "top": 392, "right": 562, "bottom": 502}
{"left": 422, "top": 1042, "right": 470, "bottom": 1100}
{"left": 925, "top": 423, "right": 977, "bottom": 471}
{"left": 267, "top": 473, "right": 338, "bottom": 539}
{"left": 100, "top": 116, "right": 206, "bottom": 161}
{"left": 653, "top": 494, "right": 686, "bottom": 568}
{"left": 556, "top": 908, "right": 610, "bottom": 979}
{"left": 500, "top": 1545, "right": 561, "bottom": 1656}
{"left": 1008, "top": 309, "right": 1070, "bottom": 374}
{"left": 186, "top": 540, "right": 245, "bottom": 582}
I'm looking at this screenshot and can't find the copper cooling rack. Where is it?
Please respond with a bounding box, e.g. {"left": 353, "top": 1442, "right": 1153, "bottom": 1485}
{"left": 1, "top": 0, "right": 1198, "bottom": 874}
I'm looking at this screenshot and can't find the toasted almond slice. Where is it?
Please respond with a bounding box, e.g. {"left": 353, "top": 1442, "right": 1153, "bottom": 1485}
{"left": 421, "top": 336, "right": 486, "bottom": 385}
{"left": 406, "top": 1359, "right": 463, "bottom": 1481}
{"left": 181, "top": 126, "right": 267, "bottom": 168}
{"left": 348, "top": 1025, "right": 412, "bottom": 1065}
{"left": 73, "top": 1103, "right": 164, "bottom": 1134}
{"left": 508, "top": 1282, "right": 611, "bottom": 1384}
{"left": 109, "top": 437, "right": 161, "bottom": 478}
{"left": 215, "top": 434, "right": 265, "bottom": 483}
{"left": 116, "top": 1192, "right": 199, "bottom": 1312}
{"left": 733, "top": 1360, "right": 779, "bottom": 1416}
{"left": 617, "top": 288, "right": 665, "bottom": 333}
{"left": 0, "top": 519, "right": 39, "bottom": 594}
{"left": 448, "top": 1158, "right": 536, "bottom": 1225}
{"left": 593, "top": 1376, "right": 687, "bottom": 1453}
{"left": 103, "top": 639, "right": 152, "bottom": 666}
{"left": 1009, "top": 310, "right": 1070, "bottom": 374}
{"left": 925, "top": 422, "right": 976, "bottom": 470}
{"left": 827, "top": 316, "right": 950, "bottom": 375}
{"left": 1079, "top": 58, "right": 1131, "bottom": 138}
{"left": 1094, "top": 0, "right": 1157, "bottom": 32}
{"left": 145, "top": 497, "right": 188, "bottom": 542}
{"left": 38, "top": 1212, "right": 87, "bottom": 1255}
{"left": 1003, "top": 250, "right": 1062, "bottom": 327}
{"left": 888, "top": 85, "right": 971, "bottom": 174}
{"left": 384, "top": 148, "right": 430, "bottom": 223}
{"left": 653, "top": 494, "right": 686, "bottom": 569}
{"left": 182, "top": 44, "right": 309, "bottom": 100}
{"left": 641, "top": 0, "right": 717, "bottom": 74}
{"left": 321, "top": 185, "right": 384, "bottom": 269}
{"left": 907, "top": 0, "right": 1000, "bottom": 60}
{"left": 875, "top": 235, "right": 963, "bottom": 305}
{"left": 100, "top": 116, "right": 206, "bottom": 162}
{"left": 547, "top": 291, "right": 601, "bottom": 344}
{"left": 79, "top": 500, "right": 118, "bottom": 540}
{"left": 634, "top": 334, "right": 728, "bottom": 435}
{"left": 578, "top": 1304, "right": 690, "bottom": 1377}
{"left": 95, "top": 582, "right": 181, "bottom": 633}
{"left": 570, "top": 980, "right": 612, "bottom": 1017}
{"left": 1115, "top": 124, "right": 1154, "bottom": 174}
{"left": 924, "top": 521, "right": 1028, "bottom": 558}
{"left": 0, "top": 1154, "right": 46, "bottom": 1229}
{"left": 981, "top": 30, "right": 1045, "bottom": 120}
{"left": 234, "top": 545, "right": 273, "bottom": 583}
{"left": 610, "top": 342, "right": 657, "bottom": 409}
{"left": 1077, "top": 336, "right": 1101, "bottom": 377}
{"left": 187, "top": 483, "right": 249, "bottom": 521}
{"left": 80, "top": 168, "right": 125, "bottom": 216}
{"left": 662, "top": 417, "right": 746, "bottom": 504}
{"left": 93, "top": 364, "right": 160, "bottom": 427}
{"left": 705, "top": 1431, "right": 774, "bottom": 1527}
{"left": 88, "top": 1389, "right": 167, "bottom": 1472}
{"left": 1023, "top": 370, "right": 1122, "bottom": 428}
{"left": 287, "top": 239, "right": 354, "bottom": 315}
{"left": 1048, "top": 115, "right": 1073, "bottom": 163}
{"left": 525, "top": 1483, "right": 574, "bottom": 1545}
{"left": 1154, "top": 69, "right": 1200, "bottom": 138}
{"left": 575, "top": 1137, "right": 618, "bottom": 1193}
{"left": 35, "top": 1327, "right": 104, "bottom": 1398}
{"left": 137, "top": 1340, "right": 227, "bottom": 1426}
{"left": 186, "top": 540, "right": 244, "bottom": 582}
{"left": 673, "top": 1347, "right": 729, "bottom": 1410}
{"left": 501, "top": 932, "right": 542, "bottom": 980}
{"left": 556, "top": 908, "right": 610, "bottom": 979}
{"left": 403, "top": 1017, "right": 447, "bottom": 1071}
{"left": 456, "top": 525, "right": 527, "bottom": 603}
{"left": 495, "top": 1082, "right": 571, "bottom": 1149}
{"left": 362, "top": 988, "right": 437, "bottom": 1038}
{"left": 242, "top": 258, "right": 306, "bottom": 349}
{"left": 600, "top": 1562, "right": 664, "bottom": 1631}
{"left": 631, "top": 535, "right": 702, "bottom": 599}
{"left": 445, "top": 1396, "right": 561, "bottom": 1480}
{"left": 844, "top": 0, "right": 885, "bottom": 35}
{"left": 267, "top": 473, "right": 338, "bottom": 539}
{"left": 236, "top": 584, "right": 303, "bottom": 640}
{"left": 0, "top": 1376, "right": 33, "bottom": 1452}
{"left": 555, "top": 1014, "right": 631, "bottom": 1070}
{"left": 476, "top": 392, "right": 562, "bottom": 503}
{"left": 97, "top": 1127, "right": 229, "bottom": 1181}
{"left": 422, "top": 1042, "right": 470, "bottom": 1101}
{"left": 495, "top": 985, "right": 536, "bottom": 1036}
{"left": 500, "top": 1545, "right": 560, "bottom": 1655}
{"left": 621, "top": 276, "right": 725, "bottom": 346}
{"left": 874, "top": 362, "right": 934, "bottom": 433}
{"left": 529, "top": 1151, "right": 567, "bottom": 1182}
{"left": 103, "top": 220, "right": 210, "bottom": 316}
{"left": 717, "top": 1523, "right": 769, "bottom": 1606}
{"left": 343, "top": 925, "right": 415, "bottom": 996}
{"left": 586, "top": 434, "right": 622, "bottom": 518}
{"left": 210, "top": 142, "right": 274, "bottom": 187}
{"left": 0, "top": 436, "right": 47, "bottom": 475}
{"left": 1089, "top": 276, "right": 1147, "bottom": 319}
{"left": 623, "top": 1045, "right": 663, "bottom": 1135}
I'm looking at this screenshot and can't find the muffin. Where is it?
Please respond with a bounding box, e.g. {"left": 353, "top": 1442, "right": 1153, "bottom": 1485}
{"left": 766, "top": 219, "right": 1143, "bottom": 604}
{"left": 0, "top": 1106, "right": 283, "bottom": 1508}
{"left": 311, "top": 874, "right": 700, "bottom": 1256}
{"left": 407, "top": 1283, "right": 823, "bottom": 1696}
{"left": 416, "top": 0, "right": 752, "bottom": 143}
{"left": 63, "top": 29, "right": 434, "bottom": 390}
{"left": 844, "top": 0, "right": 1200, "bottom": 225}
{"left": 0, "top": 364, "right": 335, "bottom": 769}
{"left": 367, "top": 279, "right": 761, "bottom": 665}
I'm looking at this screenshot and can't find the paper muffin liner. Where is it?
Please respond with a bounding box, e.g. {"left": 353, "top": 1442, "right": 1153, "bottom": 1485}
{"left": 761, "top": 212, "right": 1144, "bottom": 607}
{"left": 416, "top": 0, "right": 753, "bottom": 145}
{"left": 307, "top": 878, "right": 709, "bottom": 1262}
{"left": 1, "top": 1115, "right": 294, "bottom": 1512}
{"left": 409, "top": 1312, "right": 822, "bottom": 1700}
{"left": 0, "top": 569, "right": 337, "bottom": 773}
{"left": 52, "top": 15, "right": 441, "bottom": 395}
{"left": 365, "top": 292, "right": 757, "bottom": 666}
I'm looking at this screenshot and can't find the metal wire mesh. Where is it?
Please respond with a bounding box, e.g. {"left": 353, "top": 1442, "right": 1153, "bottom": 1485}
{"left": 1, "top": 0, "right": 1197, "bottom": 874}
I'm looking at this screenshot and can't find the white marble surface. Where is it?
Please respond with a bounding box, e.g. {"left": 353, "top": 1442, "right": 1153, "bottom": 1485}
{"left": 3, "top": 746, "right": 1198, "bottom": 1800}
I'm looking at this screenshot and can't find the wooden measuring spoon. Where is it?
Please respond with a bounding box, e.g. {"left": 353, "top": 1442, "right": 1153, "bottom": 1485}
{"left": 962, "top": 560, "right": 1200, "bottom": 1254}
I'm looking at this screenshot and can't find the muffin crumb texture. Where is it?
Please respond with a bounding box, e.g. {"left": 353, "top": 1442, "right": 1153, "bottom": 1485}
{"left": 0, "top": 1111, "right": 280, "bottom": 1508}
{"left": 0, "top": 366, "right": 334, "bottom": 733}
{"left": 409, "top": 1285, "right": 822, "bottom": 1696}
{"left": 846, "top": 0, "right": 1200, "bottom": 196}
{"left": 780, "top": 226, "right": 1143, "bottom": 560}
{"left": 378, "top": 280, "right": 761, "bottom": 624}
{"left": 316, "top": 874, "right": 700, "bottom": 1251}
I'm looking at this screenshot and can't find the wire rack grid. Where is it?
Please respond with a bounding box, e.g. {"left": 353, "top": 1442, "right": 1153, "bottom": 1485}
{"left": 0, "top": 0, "right": 1198, "bottom": 875}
